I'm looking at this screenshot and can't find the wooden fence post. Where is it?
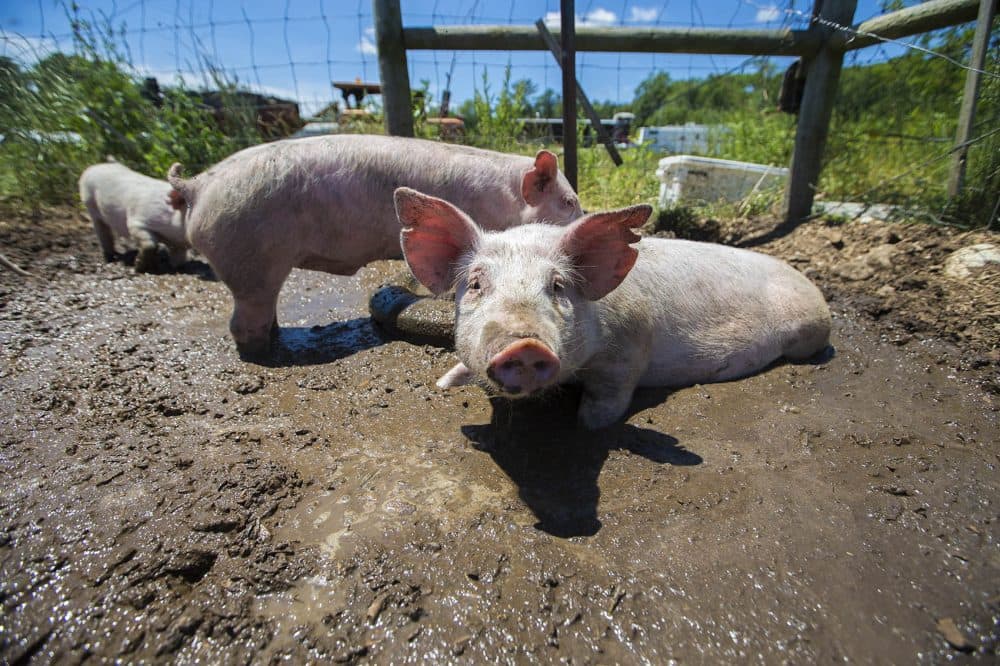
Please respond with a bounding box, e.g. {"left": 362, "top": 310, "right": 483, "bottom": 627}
{"left": 784, "top": 0, "right": 858, "bottom": 223}
{"left": 947, "top": 0, "right": 997, "bottom": 198}
{"left": 561, "top": 0, "right": 577, "bottom": 191}
{"left": 372, "top": 0, "right": 414, "bottom": 137}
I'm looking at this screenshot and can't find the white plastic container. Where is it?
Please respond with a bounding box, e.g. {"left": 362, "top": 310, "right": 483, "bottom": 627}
{"left": 655, "top": 155, "right": 789, "bottom": 207}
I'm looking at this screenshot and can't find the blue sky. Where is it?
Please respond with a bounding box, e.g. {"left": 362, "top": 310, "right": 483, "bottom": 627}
{"left": 3, "top": 1, "right": 902, "bottom": 116}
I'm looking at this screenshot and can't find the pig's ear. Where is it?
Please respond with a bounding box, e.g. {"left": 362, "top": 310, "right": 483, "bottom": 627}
{"left": 521, "top": 150, "right": 560, "bottom": 205}
{"left": 395, "top": 187, "right": 480, "bottom": 296}
{"left": 560, "top": 204, "right": 652, "bottom": 300}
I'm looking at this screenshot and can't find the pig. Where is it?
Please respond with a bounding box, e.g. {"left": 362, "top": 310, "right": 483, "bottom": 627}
{"left": 78, "top": 161, "right": 189, "bottom": 273}
{"left": 394, "top": 187, "right": 832, "bottom": 430}
{"left": 167, "top": 134, "right": 582, "bottom": 356}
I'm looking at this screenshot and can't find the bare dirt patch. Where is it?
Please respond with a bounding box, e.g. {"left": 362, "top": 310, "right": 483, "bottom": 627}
{"left": 2, "top": 206, "right": 997, "bottom": 663}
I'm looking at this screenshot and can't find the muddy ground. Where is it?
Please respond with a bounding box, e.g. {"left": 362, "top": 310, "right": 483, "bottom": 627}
{"left": 1, "top": 206, "right": 997, "bottom": 663}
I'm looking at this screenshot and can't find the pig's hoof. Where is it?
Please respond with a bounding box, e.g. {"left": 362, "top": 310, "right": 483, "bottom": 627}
{"left": 235, "top": 337, "right": 273, "bottom": 361}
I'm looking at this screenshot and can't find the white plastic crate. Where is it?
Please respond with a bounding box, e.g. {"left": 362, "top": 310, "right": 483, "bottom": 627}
{"left": 655, "top": 155, "right": 789, "bottom": 206}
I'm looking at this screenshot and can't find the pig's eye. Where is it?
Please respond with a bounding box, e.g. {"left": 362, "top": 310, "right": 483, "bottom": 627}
{"left": 468, "top": 278, "right": 481, "bottom": 292}
{"left": 552, "top": 276, "right": 565, "bottom": 293}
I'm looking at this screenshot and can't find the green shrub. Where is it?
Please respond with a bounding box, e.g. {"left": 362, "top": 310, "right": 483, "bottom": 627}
{"left": 0, "top": 9, "right": 262, "bottom": 207}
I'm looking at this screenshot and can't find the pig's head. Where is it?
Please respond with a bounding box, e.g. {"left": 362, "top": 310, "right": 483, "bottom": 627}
{"left": 395, "top": 187, "right": 650, "bottom": 398}
{"left": 519, "top": 150, "right": 583, "bottom": 225}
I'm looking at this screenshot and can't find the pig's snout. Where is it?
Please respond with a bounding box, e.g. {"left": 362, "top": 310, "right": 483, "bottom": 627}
{"left": 486, "top": 339, "right": 560, "bottom": 396}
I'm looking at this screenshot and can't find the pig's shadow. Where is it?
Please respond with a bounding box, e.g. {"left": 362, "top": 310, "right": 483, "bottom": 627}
{"left": 116, "top": 249, "right": 216, "bottom": 281}
{"left": 463, "top": 387, "right": 701, "bottom": 538}
{"left": 246, "top": 318, "right": 385, "bottom": 367}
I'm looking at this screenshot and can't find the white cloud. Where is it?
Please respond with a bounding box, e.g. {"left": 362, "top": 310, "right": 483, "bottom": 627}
{"left": 755, "top": 6, "right": 782, "bottom": 22}
{"left": 583, "top": 8, "right": 618, "bottom": 25}
{"left": 357, "top": 27, "right": 377, "bottom": 56}
{"left": 543, "top": 7, "right": 619, "bottom": 27}
{"left": 0, "top": 34, "right": 71, "bottom": 63}
{"left": 628, "top": 7, "right": 659, "bottom": 23}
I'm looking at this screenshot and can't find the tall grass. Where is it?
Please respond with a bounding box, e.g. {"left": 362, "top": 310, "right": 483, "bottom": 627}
{"left": 0, "top": 9, "right": 259, "bottom": 208}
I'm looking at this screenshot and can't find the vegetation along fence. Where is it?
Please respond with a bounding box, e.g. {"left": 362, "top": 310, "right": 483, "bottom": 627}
{"left": 1, "top": 1, "right": 997, "bottom": 227}
{"left": 374, "top": 0, "right": 997, "bottom": 228}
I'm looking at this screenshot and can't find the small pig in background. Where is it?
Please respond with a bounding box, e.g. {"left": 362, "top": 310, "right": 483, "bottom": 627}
{"left": 168, "top": 134, "right": 582, "bottom": 356}
{"left": 395, "top": 187, "right": 832, "bottom": 430}
{"left": 79, "top": 160, "right": 189, "bottom": 273}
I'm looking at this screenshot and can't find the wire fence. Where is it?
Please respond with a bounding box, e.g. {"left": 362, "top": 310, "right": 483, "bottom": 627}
{"left": 1, "top": 1, "right": 842, "bottom": 117}
{"left": 1, "top": 0, "right": 997, "bottom": 224}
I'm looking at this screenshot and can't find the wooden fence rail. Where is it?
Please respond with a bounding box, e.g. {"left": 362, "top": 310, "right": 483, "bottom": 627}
{"left": 399, "top": 0, "right": 978, "bottom": 55}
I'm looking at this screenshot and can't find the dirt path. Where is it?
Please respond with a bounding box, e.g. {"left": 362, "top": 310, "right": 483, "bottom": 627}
{"left": 1, "top": 207, "right": 997, "bottom": 662}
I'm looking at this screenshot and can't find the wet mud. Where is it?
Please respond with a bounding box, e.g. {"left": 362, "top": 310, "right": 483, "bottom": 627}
{"left": 1, "top": 207, "right": 998, "bottom": 662}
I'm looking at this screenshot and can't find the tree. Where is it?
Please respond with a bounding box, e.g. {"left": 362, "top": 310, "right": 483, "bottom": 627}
{"left": 513, "top": 78, "right": 538, "bottom": 116}
{"left": 533, "top": 88, "right": 560, "bottom": 118}
{"left": 632, "top": 72, "right": 672, "bottom": 125}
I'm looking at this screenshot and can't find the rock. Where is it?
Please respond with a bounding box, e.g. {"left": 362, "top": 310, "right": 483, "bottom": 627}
{"left": 368, "top": 285, "right": 454, "bottom": 347}
{"left": 835, "top": 244, "right": 897, "bottom": 281}
{"left": 192, "top": 514, "right": 241, "bottom": 533}
{"left": 936, "top": 617, "right": 974, "bottom": 652}
{"left": 943, "top": 243, "right": 1000, "bottom": 279}
{"left": 163, "top": 548, "right": 217, "bottom": 583}
{"left": 366, "top": 593, "right": 388, "bottom": 624}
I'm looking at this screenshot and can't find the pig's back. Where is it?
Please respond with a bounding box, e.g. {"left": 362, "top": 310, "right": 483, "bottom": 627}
{"left": 193, "top": 135, "right": 525, "bottom": 219}
{"left": 186, "top": 135, "right": 527, "bottom": 270}
{"left": 612, "top": 238, "right": 830, "bottom": 386}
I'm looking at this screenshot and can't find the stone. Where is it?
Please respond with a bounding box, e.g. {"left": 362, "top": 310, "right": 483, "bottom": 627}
{"left": 943, "top": 243, "right": 1000, "bottom": 279}
{"left": 835, "top": 244, "right": 897, "bottom": 281}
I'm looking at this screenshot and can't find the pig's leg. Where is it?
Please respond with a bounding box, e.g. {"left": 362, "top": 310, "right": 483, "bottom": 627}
{"left": 223, "top": 263, "right": 290, "bottom": 356}
{"left": 166, "top": 243, "right": 188, "bottom": 269}
{"left": 230, "top": 289, "right": 283, "bottom": 356}
{"left": 781, "top": 317, "right": 831, "bottom": 362}
{"left": 576, "top": 350, "right": 649, "bottom": 430}
{"left": 194, "top": 220, "right": 289, "bottom": 354}
{"left": 437, "top": 362, "right": 474, "bottom": 388}
{"left": 87, "top": 205, "right": 116, "bottom": 262}
{"left": 130, "top": 226, "right": 161, "bottom": 274}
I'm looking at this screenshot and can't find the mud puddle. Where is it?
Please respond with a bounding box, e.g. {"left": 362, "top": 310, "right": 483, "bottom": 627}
{"left": 1, "top": 210, "right": 998, "bottom": 663}
{"left": 252, "top": 268, "right": 999, "bottom": 663}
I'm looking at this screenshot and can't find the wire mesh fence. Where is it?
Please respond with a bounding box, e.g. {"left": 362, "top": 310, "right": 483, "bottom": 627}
{"left": 1, "top": 1, "right": 997, "bottom": 225}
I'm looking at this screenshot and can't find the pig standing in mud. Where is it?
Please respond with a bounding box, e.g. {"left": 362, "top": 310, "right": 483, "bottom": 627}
{"left": 395, "top": 188, "right": 832, "bottom": 429}
{"left": 79, "top": 161, "right": 189, "bottom": 273}
{"left": 168, "top": 135, "right": 582, "bottom": 355}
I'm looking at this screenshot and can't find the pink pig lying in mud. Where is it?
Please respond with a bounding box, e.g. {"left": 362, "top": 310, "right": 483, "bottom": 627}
{"left": 79, "top": 161, "right": 189, "bottom": 273}
{"left": 167, "top": 135, "right": 581, "bottom": 356}
{"left": 394, "top": 188, "right": 832, "bottom": 429}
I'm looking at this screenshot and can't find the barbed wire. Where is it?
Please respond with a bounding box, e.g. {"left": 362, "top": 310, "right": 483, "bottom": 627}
{"left": 742, "top": 0, "right": 1000, "bottom": 80}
